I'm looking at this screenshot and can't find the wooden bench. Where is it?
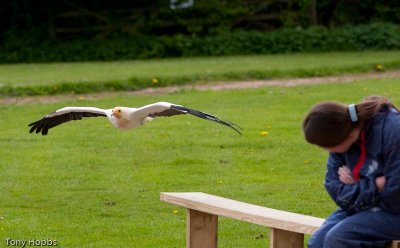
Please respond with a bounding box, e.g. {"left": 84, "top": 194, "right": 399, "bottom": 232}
{"left": 160, "top": 192, "right": 400, "bottom": 248}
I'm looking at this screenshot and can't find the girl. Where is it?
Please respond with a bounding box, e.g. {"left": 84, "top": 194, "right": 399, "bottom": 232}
{"left": 303, "top": 96, "right": 400, "bottom": 248}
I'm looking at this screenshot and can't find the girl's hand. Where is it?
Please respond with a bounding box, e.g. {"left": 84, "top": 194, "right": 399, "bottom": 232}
{"left": 375, "top": 176, "right": 386, "bottom": 192}
{"left": 338, "top": 166, "right": 356, "bottom": 184}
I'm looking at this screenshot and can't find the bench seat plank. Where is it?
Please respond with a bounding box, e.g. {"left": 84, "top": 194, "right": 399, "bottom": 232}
{"left": 161, "top": 192, "right": 325, "bottom": 235}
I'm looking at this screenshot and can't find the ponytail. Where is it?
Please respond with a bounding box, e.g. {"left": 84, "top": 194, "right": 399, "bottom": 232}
{"left": 356, "top": 95, "right": 397, "bottom": 122}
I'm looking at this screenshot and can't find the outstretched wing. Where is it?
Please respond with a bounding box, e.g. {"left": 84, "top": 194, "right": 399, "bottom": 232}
{"left": 28, "top": 107, "right": 110, "bottom": 135}
{"left": 133, "top": 102, "right": 242, "bottom": 135}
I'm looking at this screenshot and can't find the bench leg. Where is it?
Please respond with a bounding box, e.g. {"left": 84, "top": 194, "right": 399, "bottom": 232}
{"left": 187, "top": 209, "right": 218, "bottom": 248}
{"left": 270, "top": 228, "right": 304, "bottom": 248}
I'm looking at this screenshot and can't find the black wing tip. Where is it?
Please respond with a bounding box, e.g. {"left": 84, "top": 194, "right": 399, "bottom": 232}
{"left": 219, "top": 120, "right": 243, "bottom": 135}
{"left": 28, "top": 117, "right": 50, "bottom": 135}
{"left": 27, "top": 110, "right": 107, "bottom": 136}
{"left": 171, "top": 105, "right": 243, "bottom": 135}
{"left": 28, "top": 125, "right": 47, "bottom": 136}
{"left": 234, "top": 126, "right": 243, "bottom": 135}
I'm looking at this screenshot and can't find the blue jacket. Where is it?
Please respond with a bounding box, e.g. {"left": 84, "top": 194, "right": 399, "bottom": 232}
{"left": 325, "top": 107, "right": 400, "bottom": 214}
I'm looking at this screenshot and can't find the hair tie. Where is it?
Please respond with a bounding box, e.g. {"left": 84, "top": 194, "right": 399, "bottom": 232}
{"left": 348, "top": 104, "right": 358, "bottom": 122}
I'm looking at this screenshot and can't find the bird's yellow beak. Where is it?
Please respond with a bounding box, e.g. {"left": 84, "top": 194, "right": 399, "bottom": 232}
{"left": 112, "top": 108, "right": 122, "bottom": 119}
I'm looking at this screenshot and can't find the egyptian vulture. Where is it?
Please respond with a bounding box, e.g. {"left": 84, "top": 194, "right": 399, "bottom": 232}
{"left": 28, "top": 102, "right": 242, "bottom": 136}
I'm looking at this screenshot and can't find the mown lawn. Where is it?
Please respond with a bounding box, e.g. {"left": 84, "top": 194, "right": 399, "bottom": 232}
{"left": 1, "top": 76, "right": 399, "bottom": 247}
{"left": 1, "top": 51, "right": 400, "bottom": 96}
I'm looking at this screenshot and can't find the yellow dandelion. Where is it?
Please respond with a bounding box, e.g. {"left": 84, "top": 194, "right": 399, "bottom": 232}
{"left": 152, "top": 78, "right": 159, "bottom": 84}
{"left": 78, "top": 96, "right": 86, "bottom": 101}
{"left": 375, "top": 64, "right": 384, "bottom": 71}
{"left": 173, "top": 209, "right": 179, "bottom": 214}
{"left": 216, "top": 179, "right": 224, "bottom": 184}
{"left": 304, "top": 160, "right": 310, "bottom": 164}
{"left": 260, "top": 131, "right": 269, "bottom": 136}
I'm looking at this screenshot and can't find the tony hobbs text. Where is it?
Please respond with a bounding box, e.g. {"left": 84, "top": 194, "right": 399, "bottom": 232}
{"left": 4, "top": 238, "right": 58, "bottom": 247}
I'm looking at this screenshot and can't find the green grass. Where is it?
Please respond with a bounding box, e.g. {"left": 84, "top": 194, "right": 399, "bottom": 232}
{"left": 1, "top": 77, "right": 400, "bottom": 247}
{"left": 1, "top": 51, "right": 400, "bottom": 96}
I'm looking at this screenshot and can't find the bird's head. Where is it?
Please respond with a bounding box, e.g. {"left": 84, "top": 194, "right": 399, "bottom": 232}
{"left": 112, "top": 107, "right": 127, "bottom": 119}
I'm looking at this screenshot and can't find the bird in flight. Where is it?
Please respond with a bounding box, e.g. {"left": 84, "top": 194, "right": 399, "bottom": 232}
{"left": 28, "top": 102, "right": 242, "bottom": 136}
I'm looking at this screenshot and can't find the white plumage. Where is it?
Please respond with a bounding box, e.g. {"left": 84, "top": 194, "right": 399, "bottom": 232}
{"left": 28, "top": 102, "right": 242, "bottom": 135}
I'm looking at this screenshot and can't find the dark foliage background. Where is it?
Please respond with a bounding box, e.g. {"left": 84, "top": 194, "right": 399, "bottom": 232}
{"left": 1, "top": 0, "right": 399, "bottom": 63}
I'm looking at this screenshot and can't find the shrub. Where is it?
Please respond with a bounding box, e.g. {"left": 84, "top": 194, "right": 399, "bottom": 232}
{"left": 0, "top": 23, "right": 399, "bottom": 63}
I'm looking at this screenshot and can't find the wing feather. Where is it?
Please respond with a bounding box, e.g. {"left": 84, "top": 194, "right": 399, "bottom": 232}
{"left": 132, "top": 102, "right": 242, "bottom": 135}
{"left": 28, "top": 107, "right": 109, "bottom": 135}
{"left": 148, "top": 108, "right": 185, "bottom": 117}
{"left": 170, "top": 105, "right": 243, "bottom": 135}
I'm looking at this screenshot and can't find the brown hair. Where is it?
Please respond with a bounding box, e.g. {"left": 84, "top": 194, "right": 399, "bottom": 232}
{"left": 303, "top": 95, "right": 397, "bottom": 147}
